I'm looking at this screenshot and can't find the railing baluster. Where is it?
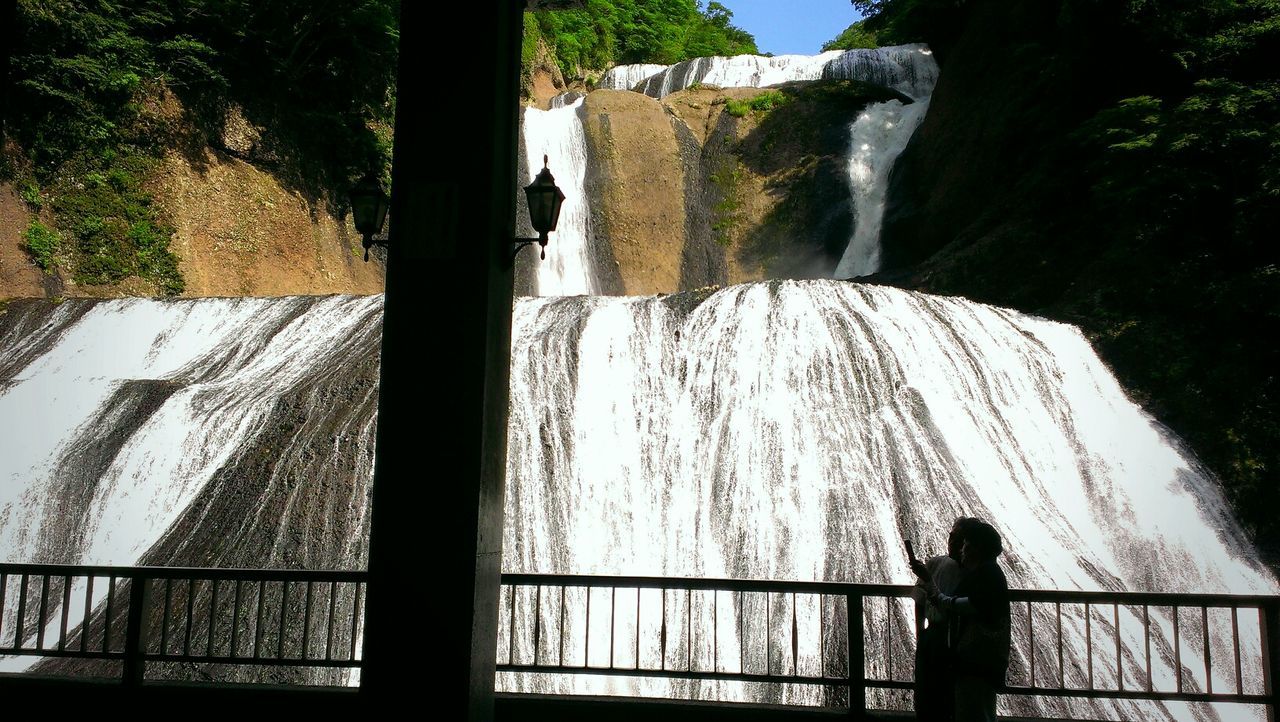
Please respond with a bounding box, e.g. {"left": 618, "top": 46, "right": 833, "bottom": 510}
{"left": 160, "top": 578, "right": 173, "bottom": 655}
{"left": 208, "top": 579, "right": 219, "bottom": 658}
{"left": 765, "top": 590, "right": 771, "bottom": 676}
{"left": 1028, "top": 601, "right": 1035, "bottom": 688}
{"left": 791, "top": 592, "right": 798, "bottom": 677}
{"left": 886, "top": 596, "right": 893, "bottom": 681}
{"left": 1086, "top": 602, "right": 1093, "bottom": 689}
{"left": 659, "top": 588, "right": 666, "bottom": 672}
{"left": 847, "top": 592, "right": 865, "bottom": 715}
{"left": 59, "top": 574, "right": 72, "bottom": 651}
{"left": 15, "top": 574, "right": 29, "bottom": 649}
{"left": 1114, "top": 604, "right": 1122, "bottom": 692}
{"left": 37, "top": 574, "right": 49, "bottom": 650}
{"left": 325, "top": 580, "right": 337, "bottom": 661}
{"left": 279, "top": 580, "right": 289, "bottom": 659}
{"left": 81, "top": 575, "right": 94, "bottom": 653}
{"left": 610, "top": 586, "right": 616, "bottom": 670}
{"left": 818, "top": 594, "right": 824, "bottom": 679}
{"left": 685, "top": 588, "right": 691, "bottom": 672}
{"left": 350, "top": 582, "right": 363, "bottom": 661}
{"left": 1203, "top": 605, "right": 1212, "bottom": 694}
{"left": 1174, "top": 606, "right": 1183, "bottom": 693}
{"left": 1231, "top": 605, "right": 1242, "bottom": 694}
{"left": 585, "top": 586, "right": 592, "bottom": 668}
{"left": 300, "top": 580, "right": 312, "bottom": 661}
{"left": 534, "top": 585, "right": 543, "bottom": 666}
{"left": 105, "top": 576, "right": 116, "bottom": 652}
{"left": 559, "top": 585, "right": 566, "bottom": 667}
{"left": 1056, "top": 601, "right": 1063, "bottom": 688}
{"left": 633, "top": 587, "right": 638, "bottom": 670}
{"left": 232, "top": 580, "right": 244, "bottom": 658}
{"left": 185, "top": 578, "right": 196, "bottom": 657}
{"left": 253, "top": 580, "right": 266, "bottom": 660}
{"left": 1144, "top": 604, "right": 1152, "bottom": 692}
{"left": 711, "top": 589, "right": 716, "bottom": 673}
{"left": 509, "top": 584, "right": 517, "bottom": 666}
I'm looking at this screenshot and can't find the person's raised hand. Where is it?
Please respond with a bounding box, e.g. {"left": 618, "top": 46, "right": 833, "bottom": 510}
{"left": 910, "top": 558, "right": 929, "bottom": 580}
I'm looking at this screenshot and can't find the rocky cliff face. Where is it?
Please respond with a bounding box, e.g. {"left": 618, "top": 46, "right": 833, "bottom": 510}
{"left": 875, "top": 0, "right": 1280, "bottom": 563}
{"left": 520, "top": 80, "right": 903, "bottom": 296}
{"left": 1, "top": 93, "right": 385, "bottom": 301}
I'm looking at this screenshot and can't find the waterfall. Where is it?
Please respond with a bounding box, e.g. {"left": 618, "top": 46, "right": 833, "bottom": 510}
{"left": 521, "top": 97, "right": 599, "bottom": 296}
{"left": 637, "top": 51, "right": 846, "bottom": 99}
{"left": 821, "top": 44, "right": 940, "bottom": 101}
{"left": 830, "top": 45, "right": 939, "bottom": 279}
{"left": 834, "top": 98, "right": 932, "bottom": 278}
{"left": 503, "top": 280, "right": 1277, "bottom": 718}
{"left": 598, "top": 63, "right": 669, "bottom": 91}
{"left": 1, "top": 285, "right": 1273, "bottom": 715}
{"left": 0, "top": 296, "right": 380, "bottom": 679}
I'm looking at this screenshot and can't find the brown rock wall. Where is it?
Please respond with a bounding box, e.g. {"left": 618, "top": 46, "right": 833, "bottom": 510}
{"left": 582, "top": 90, "right": 688, "bottom": 296}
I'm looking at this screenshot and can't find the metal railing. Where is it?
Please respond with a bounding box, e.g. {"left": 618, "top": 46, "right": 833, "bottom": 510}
{"left": 0, "top": 563, "right": 366, "bottom": 685}
{"left": 496, "top": 573, "right": 1280, "bottom": 717}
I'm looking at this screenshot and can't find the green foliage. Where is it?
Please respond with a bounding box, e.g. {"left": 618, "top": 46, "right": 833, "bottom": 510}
{"left": 822, "top": 20, "right": 884, "bottom": 50}
{"left": 19, "top": 181, "right": 42, "bottom": 210}
{"left": 5, "top": 0, "right": 399, "bottom": 296}
{"left": 51, "top": 150, "right": 184, "bottom": 294}
{"left": 22, "top": 220, "right": 60, "bottom": 271}
{"left": 708, "top": 159, "right": 745, "bottom": 246}
{"left": 526, "top": 0, "right": 758, "bottom": 80}
{"left": 725, "top": 90, "right": 789, "bottom": 118}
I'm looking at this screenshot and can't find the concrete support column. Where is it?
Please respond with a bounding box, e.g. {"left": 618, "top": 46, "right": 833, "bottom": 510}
{"left": 360, "top": 2, "right": 523, "bottom": 719}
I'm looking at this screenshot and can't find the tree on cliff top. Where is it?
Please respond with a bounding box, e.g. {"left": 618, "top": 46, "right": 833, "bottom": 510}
{"left": 527, "top": 0, "right": 758, "bottom": 80}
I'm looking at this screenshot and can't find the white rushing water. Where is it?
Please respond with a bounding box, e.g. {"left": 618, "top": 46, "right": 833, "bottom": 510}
{"left": 521, "top": 97, "right": 599, "bottom": 296}
{"left": 834, "top": 98, "right": 932, "bottom": 278}
{"left": 503, "top": 280, "right": 1277, "bottom": 719}
{"left": 0, "top": 296, "right": 379, "bottom": 675}
{"left": 598, "top": 63, "right": 669, "bottom": 91}
{"left": 832, "top": 46, "right": 938, "bottom": 279}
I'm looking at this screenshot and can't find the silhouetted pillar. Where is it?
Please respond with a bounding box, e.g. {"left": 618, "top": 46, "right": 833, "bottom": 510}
{"left": 360, "top": 2, "right": 523, "bottom": 718}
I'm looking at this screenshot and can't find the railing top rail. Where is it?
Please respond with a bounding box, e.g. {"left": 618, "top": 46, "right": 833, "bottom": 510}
{"left": 0, "top": 562, "right": 368, "bottom": 583}
{"left": 500, "top": 573, "right": 914, "bottom": 596}
{"left": 499, "top": 572, "right": 1280, "bottom": 606}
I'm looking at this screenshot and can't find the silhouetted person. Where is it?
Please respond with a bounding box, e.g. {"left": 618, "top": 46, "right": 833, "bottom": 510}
{"left": 916, "top": 520, "right": 1010, "bottom": 722}
{"left": 910, "top": 517, "right": 982, "bottom": 722}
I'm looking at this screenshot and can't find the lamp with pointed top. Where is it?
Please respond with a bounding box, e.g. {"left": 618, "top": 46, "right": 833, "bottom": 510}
{"left": 515, "top": 155, "right": 566, "bottom": 261}
{"left": 349, "top": 172, "right": 389, "bottom": 262}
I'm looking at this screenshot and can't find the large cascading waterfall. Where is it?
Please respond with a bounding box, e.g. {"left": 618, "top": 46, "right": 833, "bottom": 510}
{"left": 503, "top": 280, "right": 1277, "bottom": 719}
{"left": 834, "top": 98, "right": 932, "bottom": 278}
{"left": 1, "top": 283, "right": 1275, "bottom": 715}
{"left": 598, "top": 63, "right": 669, "bottom": 91}
{"left": 0, "top": 296, "right": 381, "bottom": 680}
{"left": 827, "top": 45, "right": 939, "bottom": 278}
{"left": 637, "top": 51, "right": 846, "bottom": 98}
{"left": 521, "top": 97, "right": 600, "bottom": 296}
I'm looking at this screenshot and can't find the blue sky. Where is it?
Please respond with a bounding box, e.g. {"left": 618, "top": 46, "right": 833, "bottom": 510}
{"left": 715, "top": 0, "right": 865, "bottom": 56}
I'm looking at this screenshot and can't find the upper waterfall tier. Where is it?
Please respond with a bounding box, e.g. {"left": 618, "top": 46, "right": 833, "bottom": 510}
{"left": 601, "top": 45, "right": 937, "bottom": 100}
{"left": 506, "top": 280, "right": 1271, "bottom": 594}
{"left": 598, "top": 63, "right": 669, "bottom": 91}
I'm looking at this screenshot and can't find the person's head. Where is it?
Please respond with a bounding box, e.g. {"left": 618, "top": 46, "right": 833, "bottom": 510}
{"left": 960, "top": 520, "right": 1003, "bottom": 567}
{"left": 948, "top": 517, "right": 984, "bottom": 560}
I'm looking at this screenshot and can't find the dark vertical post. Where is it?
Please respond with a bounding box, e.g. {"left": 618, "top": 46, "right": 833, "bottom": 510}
{"left": 123, "top": 576, "right": 150, "bottom": 686}
{"left": 846, "top": 592, "right": 865, "bottom": 719}
{"left": 358, "top": 2, "right": 523, "bottom": 718}
{"left": 1261, "top": 601, "right": 1280, "bottom": 722}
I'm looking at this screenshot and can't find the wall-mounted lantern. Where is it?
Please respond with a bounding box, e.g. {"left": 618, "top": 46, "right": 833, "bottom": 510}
{"left": 515, "top": 155, "right": 565, "bottom": 261}
{"left": 349, "top": 172, "right": 390, "bottom": 262}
